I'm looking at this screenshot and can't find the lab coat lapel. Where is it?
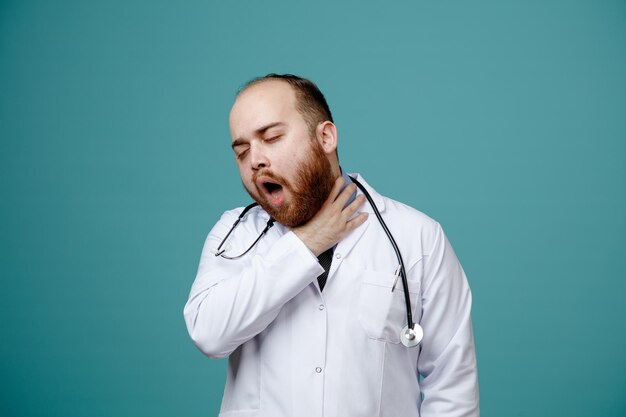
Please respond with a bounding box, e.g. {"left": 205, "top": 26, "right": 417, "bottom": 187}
{"left": 334, "top": 217, "right": 370, "bottom": 260}
{"left": 330, "top": 173, "right": 385, "bottom": 269}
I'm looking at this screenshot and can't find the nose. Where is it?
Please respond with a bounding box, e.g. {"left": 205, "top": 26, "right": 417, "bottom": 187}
{"left": 249, "top": 143, "right": 269, "bottom": 171}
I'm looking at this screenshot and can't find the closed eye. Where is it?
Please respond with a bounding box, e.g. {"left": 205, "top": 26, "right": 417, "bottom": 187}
{"left": 234, "top": 146, "right": 249, "bottom": 160}
{"left": 264, "top": 135, "right": 281, "bottom": 143}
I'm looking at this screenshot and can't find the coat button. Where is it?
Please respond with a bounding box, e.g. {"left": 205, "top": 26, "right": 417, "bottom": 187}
{"left": 319, "top": 304, "right": 325, "bottom": 310}
{"left": 315, "top": 367, "right": 322, "bottom": 373}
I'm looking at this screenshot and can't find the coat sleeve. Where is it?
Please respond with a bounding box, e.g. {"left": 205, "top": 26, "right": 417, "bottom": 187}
{"left": 183, "top": 210, "right": 325, "bottom": 359}
{"left": 417, "top": 222, "right": 480, "bottom": 417}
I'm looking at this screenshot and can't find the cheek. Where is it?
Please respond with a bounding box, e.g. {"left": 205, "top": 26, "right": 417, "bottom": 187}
{"left": 283, "top": 147, "right": 307, "bottom": 168}
{"left": 280, "top": 159, "right": 299, "bottom": 178}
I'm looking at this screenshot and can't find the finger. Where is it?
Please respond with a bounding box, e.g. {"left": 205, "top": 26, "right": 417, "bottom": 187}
{"left": 341, "top": 194, "right": 366, "bottom": 218}
{"left": 345, "top": 212, "right": 368, "bottom": 231}
{"left": 333, "top": 175, "right": 346, "bottom": 191}
{"left": 323, "top": 176, "right": 346, "bottom": 207}
{"left": 333, "top": 182, "right": 358, "bottom": 209}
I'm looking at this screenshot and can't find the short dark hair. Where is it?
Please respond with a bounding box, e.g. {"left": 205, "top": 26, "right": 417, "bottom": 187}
{"left": 239, "top": 74, "right": 334, "bottom": 135}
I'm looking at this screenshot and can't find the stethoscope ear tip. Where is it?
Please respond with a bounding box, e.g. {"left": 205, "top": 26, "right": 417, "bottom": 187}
{"left": 401, "top": 324, "right": 423, "bottom": 348}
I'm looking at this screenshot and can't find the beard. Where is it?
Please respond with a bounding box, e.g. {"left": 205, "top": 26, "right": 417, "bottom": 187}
{"left": 244, "top": 140, "right": 336, "bottom": 228}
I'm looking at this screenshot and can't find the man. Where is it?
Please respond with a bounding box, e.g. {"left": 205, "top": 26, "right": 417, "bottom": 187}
{"left": 184, "top": 74, "right": 479, "bottom": 416}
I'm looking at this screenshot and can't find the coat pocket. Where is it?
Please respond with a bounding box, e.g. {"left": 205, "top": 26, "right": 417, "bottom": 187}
{"left": 357, "top": 270, "right": 421, "bottom": 344}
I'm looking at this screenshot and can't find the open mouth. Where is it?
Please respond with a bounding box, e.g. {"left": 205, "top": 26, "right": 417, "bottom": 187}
{"left": 264, "top": 181, "right": 282, "bottom": 194}
{"left": 257, "top": 177, "right": 286, "bottom": 207}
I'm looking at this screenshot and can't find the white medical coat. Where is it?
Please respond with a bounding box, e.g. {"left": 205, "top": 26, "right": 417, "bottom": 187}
{"left": 184, "top": 173, "right": 479, "bottom": 417}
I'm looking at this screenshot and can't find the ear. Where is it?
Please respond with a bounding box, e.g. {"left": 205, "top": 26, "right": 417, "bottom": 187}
{"left": 315, "top": 121, "right": 338, "bottom": 155}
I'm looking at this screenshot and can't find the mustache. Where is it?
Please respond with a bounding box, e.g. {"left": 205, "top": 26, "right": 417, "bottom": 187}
{"left": 253, "top": 169, "right": 291, "bottom": 189}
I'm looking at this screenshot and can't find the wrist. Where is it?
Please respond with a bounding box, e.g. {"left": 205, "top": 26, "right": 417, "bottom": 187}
{"left": 292, "top": 228, "right": 323, "bottom": 257}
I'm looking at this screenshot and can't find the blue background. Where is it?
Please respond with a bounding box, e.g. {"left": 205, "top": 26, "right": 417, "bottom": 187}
{"left": 1, "top": 1, "right": 625, "bottom": 416}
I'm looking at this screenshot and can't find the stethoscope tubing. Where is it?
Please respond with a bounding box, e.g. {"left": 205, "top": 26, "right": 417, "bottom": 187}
{"left": 215, "top": 202, "right": 275, "bottom": 260}
{"left": 348, "top": 176, "right": 415, "bottom": 331}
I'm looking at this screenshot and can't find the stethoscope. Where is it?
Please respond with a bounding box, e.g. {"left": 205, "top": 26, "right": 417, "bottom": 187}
{"left": 214, "top": 176, "right": 423, "bottom": 348}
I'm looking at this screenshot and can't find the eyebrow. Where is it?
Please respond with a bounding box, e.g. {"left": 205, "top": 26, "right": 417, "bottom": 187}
{"left": 231, "top": 122, "right": 285, "bottom": 149}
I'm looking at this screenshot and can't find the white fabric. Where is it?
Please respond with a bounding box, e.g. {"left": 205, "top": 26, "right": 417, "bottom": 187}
{"left": 184, "top": 173, "right": 479, "bottom": 417}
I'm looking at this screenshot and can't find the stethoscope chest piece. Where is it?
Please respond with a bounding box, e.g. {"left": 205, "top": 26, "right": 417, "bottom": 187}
{"left": 401, "top": 324, "right": 423, "bottom": 348}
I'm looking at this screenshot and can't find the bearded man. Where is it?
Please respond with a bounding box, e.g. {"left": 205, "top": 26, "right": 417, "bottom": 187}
{"left": 184, "top": 74, "right": 479, "bottom": 417}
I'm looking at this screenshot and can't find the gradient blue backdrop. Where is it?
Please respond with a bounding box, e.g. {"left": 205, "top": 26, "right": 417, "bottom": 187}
{"left": 1, "top": 1, "right": 625, "bottom": 416}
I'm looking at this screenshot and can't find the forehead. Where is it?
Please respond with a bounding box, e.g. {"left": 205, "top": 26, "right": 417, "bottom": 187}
{"left": 229, "top": 80, "right": 300, "bottom": 139}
